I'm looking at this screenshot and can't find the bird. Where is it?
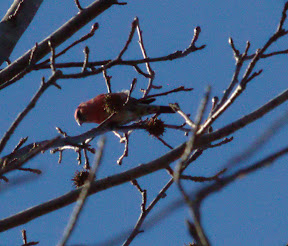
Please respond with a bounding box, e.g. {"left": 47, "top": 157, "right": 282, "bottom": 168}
{"left": 74, "top": 91, "right": 175, "bottom": 126}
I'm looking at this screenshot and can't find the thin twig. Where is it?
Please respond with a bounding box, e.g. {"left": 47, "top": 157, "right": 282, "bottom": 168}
{"left": 102, "top": 67, "right": 112, "bottom": 93}
{"left": 144, "top": 86, "right": 193, "bottom": 100}
{"left": 81, "top": 46, "right": 90, "bottom": 72}
{"left": 133, "top": 64, "right": 150, "bottom": 78}
{"left": 17, "top": 167, "right": 42, "bottom": 175}
{"left": 169, "top": 103, "right": 196, "bottom": 129}
{"left": 277, "top": 2, "right": 288, "bottom": 32}
{"left": 56, "top": 127, "right": 68, "bottom": 137}
{"left": 76, "top": 148, "right": 81, "bottom": 165}
{"left": 48, "top": 40, "right": 56, "bottom": 73}
{"left": 21, "top": 229, "right": 39, "bottom": 246}
{"left": 206, "top": 137, "right": 233, "bottom": 148}
{"left": 134, "top": 17, "right": 156, "bottom": 97}
{"left": 116, "top": 18, "right": 138, "bottom": 60}
{"left": 228, "top": 37, "right": 240, "bottom": 58}
{"left": 131, "top": 179, "right": 147, "bottom": 213}
{"left": 117, "top": 133, "right": 129, "bottom": 165}
{"left": 155, "top": 136, "right": 173, "bottom": 149}
{"left": 12, "top": 137, "right": 28, "bottom": 153}
{"left": 74, "top": 0, "right": 83, "bottom": 11}
{"left": 83, "top": 148, "right": 90, "bottom": 170}
{"left": 181, "top": 168, "right": 227, "bottom": 182}
{"left": 125, "top": 78, "right": 137, "bottom": 105}
{"left": 28, "top": 43, "right": 39, "bottom": 66}
{"left": 8, "top": 0, "right": 25, "bottom": 21}
{"left": 164, "top": 123, "right": 190, "bottom": 133}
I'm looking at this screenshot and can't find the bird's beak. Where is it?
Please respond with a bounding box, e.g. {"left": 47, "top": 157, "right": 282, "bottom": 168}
{"left": 76, "top": 118, "right": 82, "bottom": 126}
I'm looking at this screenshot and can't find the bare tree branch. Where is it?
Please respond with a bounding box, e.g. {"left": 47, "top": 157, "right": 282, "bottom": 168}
{"left": 0, "top": 0, "right": 43, "bottom": 66}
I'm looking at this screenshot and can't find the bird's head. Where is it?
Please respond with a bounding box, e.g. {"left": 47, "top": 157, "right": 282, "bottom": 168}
{"left": 74, "top": 95, "right": 112, "bottom": 126}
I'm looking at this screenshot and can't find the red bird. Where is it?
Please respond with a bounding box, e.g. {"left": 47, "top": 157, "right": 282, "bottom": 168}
{"left": 74, "top": 92, "right": 175, "bottom": 126}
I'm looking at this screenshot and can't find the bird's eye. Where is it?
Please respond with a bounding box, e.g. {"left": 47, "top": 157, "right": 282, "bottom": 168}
{"left": 77, "top": 110, "right": 86, "bottom": 122}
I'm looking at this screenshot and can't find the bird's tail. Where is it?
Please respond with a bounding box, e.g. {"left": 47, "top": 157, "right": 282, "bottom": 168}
{"left": 157, "top": 105, "right": 175, "bottom": 114}
{"left": 125, "top": 104, "right": 175, "bottom": 122}
{"left": 138, "top": 105, "right": 175, "bottom": 116}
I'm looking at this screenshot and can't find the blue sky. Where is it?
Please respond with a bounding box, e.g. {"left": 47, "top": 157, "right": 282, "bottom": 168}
{"left": 1, "top": 0, "right": 288, "bottom": 245}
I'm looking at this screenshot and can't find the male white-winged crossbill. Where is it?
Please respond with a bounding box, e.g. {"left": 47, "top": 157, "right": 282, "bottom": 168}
{"left": 74, "top": 91, "right": 175, "bottom": 126}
